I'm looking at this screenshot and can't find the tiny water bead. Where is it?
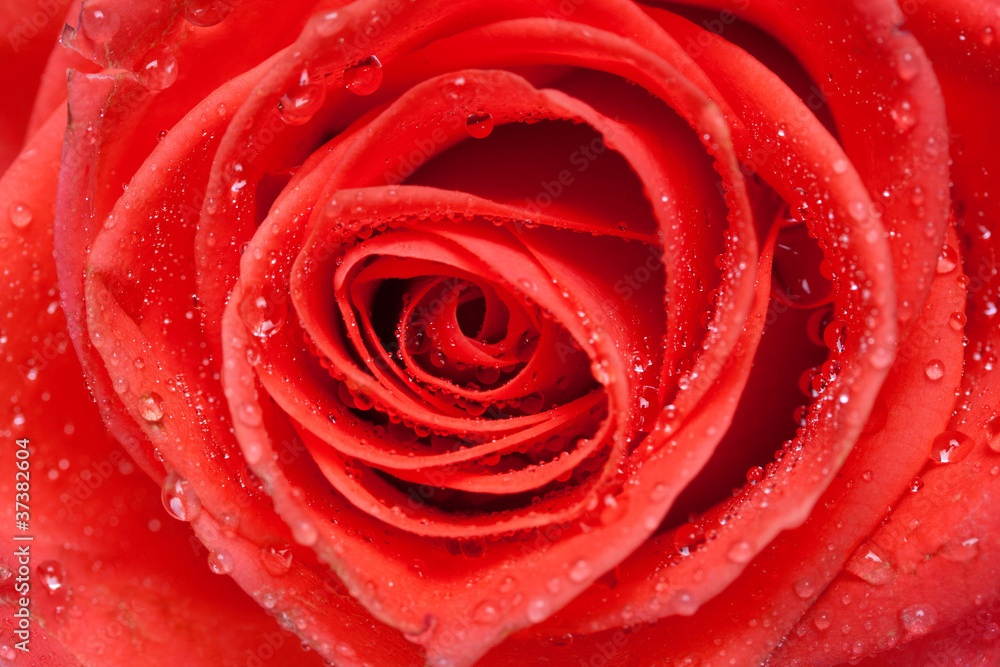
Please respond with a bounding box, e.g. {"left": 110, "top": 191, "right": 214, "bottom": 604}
{"left": 793, "top": 577, "right": 816, "bottom": 600}
{"left": 929, "top": 430, "right": 974, "bottom": 464}
{"left": 162, "top": 470, "right": 202, "bottom": 521}
{"left": 37, "top": 560, "right": 66, "bottom": 592}
{"left": 138, "top": 392, "right": 165, "bottom": 422}
{"left": 344, "top": 56, "right": 383, "bottom": 96}
{"left": 465, "top": 112, "right": 494, "bottom": 139}
{"left": 183, "top": 0, "right": 232, "bottom": 27}
{"left": 8, "top": 201, "right": 32, "bottom": 229}
{"left": 278, "top": 68, "right": 327, "bottom": 126}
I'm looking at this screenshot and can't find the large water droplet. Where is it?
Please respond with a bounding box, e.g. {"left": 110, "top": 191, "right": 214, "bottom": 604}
{"left": 8, "top": 202, "right": 32, "bottom": 229}
{"left": 567, "top": 559, "right": 591, "bottom": 583}
{"left": 183, "top": 0, "right": 232, "bottom": 27}
{"left": 890, "top": 99, "right": 917, "bottom": 133}
{"left": 771, "top": 221, "right": 834, "bottom": 308}
{"left": 136, "top": 46, "right": 178, "bottom": 90}
{"left": 240, "top": 288, "right": 287, "bottom": 339}
{"left": 344, "top": 56, "right": 383, "bottom": 96}
{"left": 138, "top": 392, "right": 164, "bottom": 422}
{"left": 278, "top": 68, "right": 326, "bottom": 125}
{"left": 261, "top": 545, "right": 294, "bottom": 576}
{"left": 936, "top": 245, "right": 958, "bottom": 274}
{"left": 895, "top": 50, "right": 919, "bottom": 81}
{"left": 81, "top": 5, "right": 120, "bottom": 41}
{"left": 727, "top": 541, "right": 754, "bottom": 564}
{"left": 844, "top": 542, "right": 894, "bottom": 585}
{"left": 37, "top": 560, "right": 65, "bottom": 592}
{"left": 473, "top": 600, "right": 499, "bottom": 624}
{"left": 207, "top": 549, "right": 234, "bottom": 574}
{"left": 526, "top": 598, "right": 550, "bottom": 623}
{"left": 162, "top": 470, "right": 201, "bottom": 521}
{"left": 899, "top": 604, "right": 937, "bottom": 635}
{"left": 929, "top": 430, "right": 973, "bottom": 464}
{"left": 236, "top": 401, "right": 263, "bottom": 427}
{"left": 670, "top": 589, "right": 699, "bottom": 616}
{"left": 291, "top": 518, "right": 318, "bottom": 546}
{"left": 793, "top": 577, "right": 816, "bottom": 600}
{"left": 924, "top": 359, "right": 945, "bottom": 381}
{"left": 673, "top": 523, "right": 705, "bottom": 557}
{"left": 948, "top": 311, "right": 967, "bottom": 331}
{"left": 465, "top": 112, "right": 494, "bottom": 139}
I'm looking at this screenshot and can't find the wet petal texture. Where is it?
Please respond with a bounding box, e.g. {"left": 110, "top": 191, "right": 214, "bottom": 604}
{"left": 1, "top": 0, "right": 990, "bottom": 664}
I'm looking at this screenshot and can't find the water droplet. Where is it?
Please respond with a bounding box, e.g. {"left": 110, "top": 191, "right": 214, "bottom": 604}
{"left": 292, "top": 518, "right": 318, "bottom": 546}
{"left": 465, "top": 112, "right": 494, "bottom": 139}
{"left": 896, "top": 50, "right": 919, "bottom": 81}
{"left": 136, "top": 46, "right": 178, "bottom": 90}
{"left": 240, "top": 288, "right": 287, "bottom": 339}
{"left": 899, "top": 604, "right": 937, "bottom": 636}
{"left": 278, "top": 68, "right": 326, "bottom": 125}
{"left": 138, "top": 392, "right": 164, "bottom": 422}
{"left": 475, "top": 366, "right": 501, "bottom": 385}
{"left": 81, "top": 5, "right": 120, "bottom": 41}
{"left": 520, "top": 392, "right": 544, "bottom": 415}
{"left": 515, "top": 330, "right": 540, "bottom": 362}
{"left": 568, "top": 559, "right": 591, "bottom": 583}
{"left": 473, "top": 600, "right": 499, "bottom": 624}
{"left": 832, "top": 158, "right": 848, "bottom": 174}
{"left": 344, "top": 56, "right": 383, "bottom": 96}
{"left": 727, "top": 541, "right": 754, "bottom": 564}
{"left": 929, "top": 430, "right": 974, "bottom": 464}
{"left": 813, "top": 612, "right": 832, "bottom": 631}
{"left": 207, "top": 549, "right": 234, "bottom": 574}
{"left": 8, "top": 202, "right": 32, "bottom": 229}
{"left": 746, "top": 466, "right": 764, "bottom": 484}
{"left": 771, "top": 221, "right": 834, "bottom": 308}
{"left": 948, "top": 311, "right": 967, "bottom": 330}
{"left": 670, "top": 589, "right": 699, "bottom": 616}
{"left": 890, "top": 99, "right": 917, "bottom": 133}
{"left": 113, "top": 375, "right": 128, "bottom": 393}
{"left": 237, "top": 401, "right": 263, "bottom": 427}
{"left": 673, "top": 523, "right": 705, "bottom": 557}
{"left": 936, "top": 246, "right": 958, "bottom": 274}
{"left": 844, "top": 542, "right": 894, "bottom": 585}
{"left": 162, "top": 470, "right": 201, "bottom": 521}
{"left": 526, "top": 598, "right": 550, "bottom": 623}
{"left": 183, "top": 0, "right": 232, "bottom": 27}
{"left": 37, "top": 561, "right": 65, "bottom": 592}
{"left": 793, "top": 577, "right": 816, "bottom": 599}
{"left": 924, "top": 359, "right": 945, "bottom": 381}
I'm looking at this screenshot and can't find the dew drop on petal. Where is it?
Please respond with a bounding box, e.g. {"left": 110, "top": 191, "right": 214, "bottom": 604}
{"left": 727, "top": 541, "right": 754, "bottom": 564}
{"left": 793, "top": 577, "right": 816, "bottom": 600}
{"left": 260, "top": 546, "right": 293, "bottom": 575}
{"left": 567, "top": 559, "right": 591, "bottom": 583}
{"left": 81, "top": 6, "right": 120, "bottom": 41}
{"left": 138, "top": 392, "right": 164, "bottom": 422}
{"left": 136, "top": 47, "right": 179, "bottom": 90}
{"left": 278, "top": 68, "right": 326, "bottom": 125}
{"left": 37, "top": 561, "right": 65, "bottom": 592}
{"left": 344, "top": 56, "right": 383, "bottom": 96}
{"left": 526, "top": 598, "right": 550, "bottom": 623}
{"left": 207, "top": 549, "right": 234, "bottom": 575}
{"left": 465, "top": 112, "right": 494, "bottom": 139}
{"left": 670, "top": 589, "right": 699, "bottom": 616}
{"left": 183, "top": 0, "right": 232, "bottom": 27}
{"left": 8, "top": 202, "right": 32, "bottom": 229}
{"left": 948, "top": 311, "right": 967, "bottom": 330}
{"left": 240, "top": 288, "right": 287, "bottom": 339}
{"left": 896, "top": 50, "right": 919, "bottom": 81}
{"left": 924, "top": 359, "right": 945, "bottom": 381}
{"left": 900, "top": 604, "right": 937, "bottom": 636}
{"left": 237, "top": 401, "right": 263, "bottom": 427}
{"left": 929, "top": 430, "right": 974, "bottom": 464}
{"left": 936, "top": 245, "right": 958, "bottom": 274}
{"left": 162, "top": 470, "right": 201, "bottom": 521}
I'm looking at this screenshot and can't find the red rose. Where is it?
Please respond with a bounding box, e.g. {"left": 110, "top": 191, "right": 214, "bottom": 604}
{"left": 2, "top": 0, "right": 998, "bottom": 665}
